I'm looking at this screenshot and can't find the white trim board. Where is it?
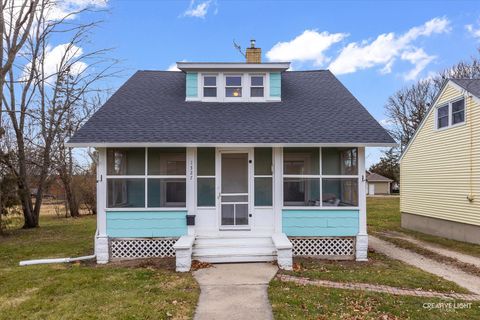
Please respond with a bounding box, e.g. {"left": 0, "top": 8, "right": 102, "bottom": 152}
{"left": 67, "top": 142, "right": 396, "bottom": 148}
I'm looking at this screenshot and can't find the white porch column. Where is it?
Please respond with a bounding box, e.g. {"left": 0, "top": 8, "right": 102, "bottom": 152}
{"left": 95, "top": 148, "right": 109, "bottom": 264}
{"left": 356, "top": 147, "right": 368, "bottom": 261}
{"left": 273, "top": 147, "right": 283, "bottom": 234}
{"left": 186, "top": 147, "right": 196, "bottom": 236}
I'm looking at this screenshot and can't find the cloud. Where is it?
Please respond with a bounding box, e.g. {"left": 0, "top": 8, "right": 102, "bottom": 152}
{"left": 183, "top": 0, "right": 211, "bottom": 19}
{"left": 466, "top": 23, "right": 480, "bottom": 39}
{"left": 167, "top": 63, "right": 180, "bottom": 71}
{"left": 401, "top": 48, "right": 435, "bottom": 80}
{"left": 379, "top": 118, "right": 394, "bottom": 127}
{"left": 22, "top": 43, "right": 87, "bottom": 83}
{"left": 266, "top": 30, "right": 347, "bottom": 66}
{"left": 329, "top": 17, "right": 450, "bottom": 80}
{"left": 46, "top": 0, "right": 108, "bottom": 21}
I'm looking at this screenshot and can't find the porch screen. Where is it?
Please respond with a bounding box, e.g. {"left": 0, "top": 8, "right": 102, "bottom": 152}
{"left": 254, "top": 148, "right": 272, "bottom": 206}
{"left": 106, "top": 148, "right": 186, "bottom": 208}
{"left": 283, "top": 147, "right": 359, "bottom": 207}
{"left": 197, "top": 148, "right": 215, "bottom": 207}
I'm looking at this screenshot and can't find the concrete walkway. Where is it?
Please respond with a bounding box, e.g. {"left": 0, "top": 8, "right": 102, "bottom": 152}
{"left": 193, "top": 263, "right": 278, "bottom": 320}
{"left": 278, "top": 274, "right": 480, "bottom": 301}
{"left": 370, "top": 236, "right": 480, "bottom": 295}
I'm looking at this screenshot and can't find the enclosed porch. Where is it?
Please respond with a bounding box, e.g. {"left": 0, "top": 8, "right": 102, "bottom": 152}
{"left": 94, "top": 146, "right": 367, "bottom": 271}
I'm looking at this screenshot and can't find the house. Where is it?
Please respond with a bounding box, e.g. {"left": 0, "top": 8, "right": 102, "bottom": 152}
{"left": 400, "top": 79, "right": 480, "bottom": 244}
{"left": 67, "top": 42, "right": 394, "bottom": 271}
{"left": 366, "top": 171, "right": 393, "bottom": 195}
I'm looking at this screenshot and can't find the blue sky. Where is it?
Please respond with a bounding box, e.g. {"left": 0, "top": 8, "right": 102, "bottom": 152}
{"left": 75, "top": 0, "right": 480, "bottom": 166}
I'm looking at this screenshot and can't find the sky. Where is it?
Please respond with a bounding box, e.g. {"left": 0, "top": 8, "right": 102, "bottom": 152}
{"left": 69, "top": 0, "right": 480, "bottom": 167}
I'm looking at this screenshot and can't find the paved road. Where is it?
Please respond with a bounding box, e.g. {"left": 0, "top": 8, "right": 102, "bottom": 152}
{"left": 193, "top": 263, "right": 278, "bottom": 320}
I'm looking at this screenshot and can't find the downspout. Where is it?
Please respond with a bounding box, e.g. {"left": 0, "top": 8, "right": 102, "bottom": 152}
{"left": 19, "top": 229, "right": 98, "bottom": 266}
{"left": 467, "top": 94, "right": 475, "bottom": 203}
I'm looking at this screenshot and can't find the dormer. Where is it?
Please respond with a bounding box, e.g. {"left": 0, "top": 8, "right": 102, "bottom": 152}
{"left": 177, "top": 41, "right": 290, "bottom": 102}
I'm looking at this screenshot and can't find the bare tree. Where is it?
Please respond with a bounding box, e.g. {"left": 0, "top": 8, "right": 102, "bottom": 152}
{"left": 1, "top": 0, "right": 41, "bottom": 229}
{"left": 385, "top": 49, "right": 480, "bottom": 152}
{"left": 1, "top": 0, "right": 116, "bottom": 228}
{"left": 53, "top": 94, "right": 102, "bottom": 217}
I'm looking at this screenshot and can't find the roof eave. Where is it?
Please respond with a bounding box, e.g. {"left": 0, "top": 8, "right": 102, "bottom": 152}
{"left": 176, "top": 62, "right": 291, "bottom": 72}
{"left": 65, "top": 141, "right": 397, "bottom": 148}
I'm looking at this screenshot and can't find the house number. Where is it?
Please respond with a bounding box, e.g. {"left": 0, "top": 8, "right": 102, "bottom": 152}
{"left": 189, "top": 160, "right": 194, "bottom": 181}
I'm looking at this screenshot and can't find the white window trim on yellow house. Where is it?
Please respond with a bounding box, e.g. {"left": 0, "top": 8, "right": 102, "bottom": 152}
{"left": 400, "top": 80, "right": 480, "bottom": 161}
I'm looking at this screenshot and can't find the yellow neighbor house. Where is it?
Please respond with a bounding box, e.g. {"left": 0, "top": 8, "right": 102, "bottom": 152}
{"left": 400, "top": 79, "right": 480, "bottom": 244}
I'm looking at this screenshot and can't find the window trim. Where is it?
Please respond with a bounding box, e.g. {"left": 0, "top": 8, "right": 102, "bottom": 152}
{"left": 435, "top": 97, "right": 466, "bottom": 131}
{"left": 249, "top": 74, "right": 266, "bottom": 99}
{"left": 224, "top": 74, "right": 243, "bottom": 99}
{"left": 106, "top": 148, "right": 187, "bottom": 210}
{"left": 195, "top": 72, "right": 273, "bottom": 102}
{"left": 202, "top": 74, "right": 218, "bottom": 98}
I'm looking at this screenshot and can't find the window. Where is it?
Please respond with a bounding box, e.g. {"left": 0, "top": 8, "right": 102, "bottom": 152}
{"left": 197, "top": 148, "right": 215, "bottom": 207}
{"left": 437, "top": 105, "right": 449, "bottom": 129}
{"left": 106, "top": 148, "right": 186, "bottom": 208}
{"left": 107, "top": 148, "right": 145, "bottom": 175}
{"left": 437, "top": 98, "right": 465, "bottom": 129}
{"left": 452, "top": 99, "right": 465, "bottom": 125}
{"left": 250, "top": 75, "right": 264, "bottom": 97}
{"left": 254, "top": 148, "right": 272, "bottom": 206}
{"left": 148, "top": 148, "right": 186, "bottom": 175}
{"left": 283, "top": 148, "right": 359, "bottom": 207}
{"left": 203, "top": 75, "right": 217, "bottom": 97}
{"left": 283, "top": 148, "right": 320, "bottom": 206}
{"left": 322, "top": 178, "right": 358, "bottom": 207}
{"left": 107, "top": 179, "right": 145, "bottom": 208}
{"left": 322, "top": 148, "right": 358, "bottom": 175}
{"left": 225, "top": 75, "right": 242, "bottom": 97}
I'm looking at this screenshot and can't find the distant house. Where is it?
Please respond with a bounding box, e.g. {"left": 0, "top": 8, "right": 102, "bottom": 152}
{"left": 400, "top": 79, "right": 480, "bottom": 244}
{"left": 366, "top": 171, "right": 393, "bottom": 195}
{"left": 67, "top": 42, "right": 394, "bottom": 271}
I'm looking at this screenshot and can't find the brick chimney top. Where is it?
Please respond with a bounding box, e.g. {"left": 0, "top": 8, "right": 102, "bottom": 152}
{"left": 246, "top": 39, "right": 261, "bottom": 63}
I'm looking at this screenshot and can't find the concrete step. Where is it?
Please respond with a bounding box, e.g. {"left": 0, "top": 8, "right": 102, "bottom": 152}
{"left": 194, "top": 236, "right": 274, "bottom": 247}
{"left": 193, "top": 253, "right": 276, "bottom": 263}
{"left": 193, "top": 245, "right": 276, "bottom": 257}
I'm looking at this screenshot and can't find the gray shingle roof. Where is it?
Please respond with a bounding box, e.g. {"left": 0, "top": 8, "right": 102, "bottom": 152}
{"left": 366, "top": 172, "right": 393, "bottom": 182}
{"left": 69, "top": 70, "right": 394, "bottom": 145}
{"left": 450, "top": 78, "right": 480, "bottom": 99}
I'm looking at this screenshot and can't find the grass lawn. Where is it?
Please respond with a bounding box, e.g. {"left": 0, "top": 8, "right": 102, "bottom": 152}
{"left": 269, "top": 280, "right": 480, "bottom": 320}
{"left": 367, "top": 197, "right": 480, "bottom": 257}
{"left": 269, "top": 197, "right": 480, "bottom": 319}
{"left": 0, "top": 213, "right": 199, "bottom": 320}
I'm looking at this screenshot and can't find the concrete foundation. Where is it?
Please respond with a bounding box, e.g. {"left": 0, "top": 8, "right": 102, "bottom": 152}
{"left": 401, "top": 212, "right": 480, "bottom": 245}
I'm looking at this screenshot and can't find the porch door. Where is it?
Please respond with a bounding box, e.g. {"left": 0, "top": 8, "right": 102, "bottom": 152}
{"left": 219, "top": 150, "right": 251, "bottom": 228}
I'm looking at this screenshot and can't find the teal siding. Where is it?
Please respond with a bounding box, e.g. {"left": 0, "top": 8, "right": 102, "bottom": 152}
{"left": 269, "top": 72, "right": 281, "bottom": 98}
{"left": 186, "top": 72, "right": 198, "bottom": 97}
{"left": 282, "top": 210, "right": 359, "bottom": 236}
{"left": 107, "top": 211, "right": 187, "bottom": 237}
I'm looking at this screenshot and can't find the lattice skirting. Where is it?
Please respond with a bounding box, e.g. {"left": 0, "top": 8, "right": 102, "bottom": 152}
{"left": 289, "top": 237, "right": 355, "bottom": 259}
{"left": 110, "top": 238, "right": 177, "bottom": 259}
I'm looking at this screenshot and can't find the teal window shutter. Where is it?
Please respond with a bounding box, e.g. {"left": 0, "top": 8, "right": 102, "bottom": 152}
{"left": 186, "top": 72, "right": 198, "bottom": 97}
{"left": 269, "top": 72, "right": 281, "bottom": 98}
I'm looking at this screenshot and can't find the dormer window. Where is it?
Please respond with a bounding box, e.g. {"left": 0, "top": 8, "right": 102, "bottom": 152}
{"left": 225, "top": 75, "right": 242, "bottom": 97}
{"left": 203, "top": 75, "right": 217, "bottom": 97}
{"left": 250, "top": 75, "right": 264, "bottom": 97}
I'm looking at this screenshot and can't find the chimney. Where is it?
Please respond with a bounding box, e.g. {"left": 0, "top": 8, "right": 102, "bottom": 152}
{"left": 246, "top": 39, "right": 261, "bottom": 63}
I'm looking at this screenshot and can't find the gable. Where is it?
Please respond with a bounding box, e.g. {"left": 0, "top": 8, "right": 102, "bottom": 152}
{"left": 400, "top": 81, "right": 468, "bottom": 161}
